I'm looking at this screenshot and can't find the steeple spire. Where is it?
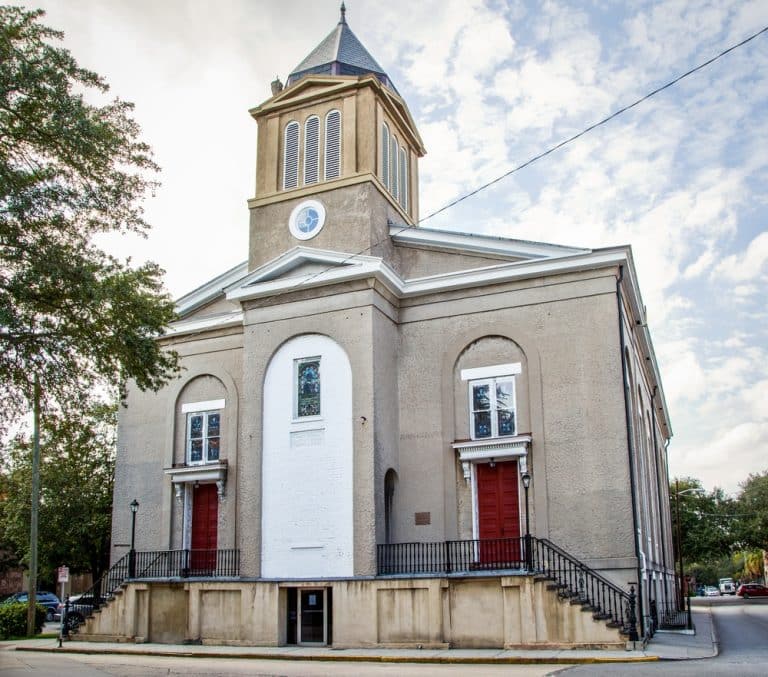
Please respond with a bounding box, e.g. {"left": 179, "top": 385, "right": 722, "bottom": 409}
{"left": 339, "top": 2, "right": 347, "bottom": 25}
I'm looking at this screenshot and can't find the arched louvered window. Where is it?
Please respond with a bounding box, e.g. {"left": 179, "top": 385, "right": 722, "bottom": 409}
{"left": 381, "top": 123, "right": 390, "bottom": 190}
{"left": 399, "top": 147, "right": 408, "bottom": 211}
{"left": 304, "top": 116, "right": 320, "bottom": 185}
{"left": 324, "top": 110, "right": 341, "bottom": 180}
{"left": 391, "top": 137, "right": 399, "bottom": 203}
{"left": 283, "top": 121, "right": 300, "bottom": 190}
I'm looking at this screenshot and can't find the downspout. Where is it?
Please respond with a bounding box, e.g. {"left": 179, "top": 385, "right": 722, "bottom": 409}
{"left": 663, "top": 438, "right": 672, "bottom": 601}
{"left": 616, "top": 266, "right": 645, "bottom": 637}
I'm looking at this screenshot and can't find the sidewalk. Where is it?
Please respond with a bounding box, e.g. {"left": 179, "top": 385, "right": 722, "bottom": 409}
{"left": 1, "top": 608, "right": 717, "bottom": 666}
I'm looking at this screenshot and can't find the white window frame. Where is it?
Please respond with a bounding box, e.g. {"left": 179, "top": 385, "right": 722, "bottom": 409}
{"left": 294, "top": 356, "right": 322, "bottom": 420}
{"left": 468, "top": 376, "right": 517, "bottom": 440}
{"left": 324, "top": 109, "right": 341, "bottom": 180}
{"left": 283, "top": 120, "right": 300, "bottom": 190}
{"left": 303, "top": 115, "right": 320, "bottom": 185}
{"left": 381, "top": 123, "right": 390, "bottom": 190}
{"left": 186, "top": 410, "right": 221, "bottom": 465}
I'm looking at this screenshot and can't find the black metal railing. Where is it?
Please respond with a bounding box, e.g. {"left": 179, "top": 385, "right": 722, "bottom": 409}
{"left": 377, "top": 536, "right": 637, "bottom": 640}
{"left": 378, "top": 537, "right": 525, "bottom": 575}
{"left": 653, "top": 596, "right": 692, "bottom": 631}
{"left": 66, "top": 549, "right": 240, "bottom": 633}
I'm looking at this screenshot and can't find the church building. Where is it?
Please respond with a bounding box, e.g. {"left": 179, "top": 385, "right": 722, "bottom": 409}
{"left": 88, "top": 6, "right": 675, "bottom": 648}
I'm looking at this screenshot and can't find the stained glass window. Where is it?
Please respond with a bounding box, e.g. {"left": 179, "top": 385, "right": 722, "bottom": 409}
{"left": 186, "top": 411, "right": 221, "bottom": 464}
{"left": 469, "top": 377, "right": 516, "bottom": 439}
{"left": 297, "top": 358, "right": 321, "bottom": 417}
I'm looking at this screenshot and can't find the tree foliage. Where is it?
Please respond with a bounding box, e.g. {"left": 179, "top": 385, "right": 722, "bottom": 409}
{"left": 0, "top": 6, "right": 178, "bottom": 428}
{"left": 735, "top": 470, "right": 768, "bottom": 550}
{"left": 0, "top": 400, "right": 115, "bottom": 583}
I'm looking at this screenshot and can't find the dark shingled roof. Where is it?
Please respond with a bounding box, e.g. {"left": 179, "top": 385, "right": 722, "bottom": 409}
{"left": 287, "top": 3, "right": 397, "bottom": 93}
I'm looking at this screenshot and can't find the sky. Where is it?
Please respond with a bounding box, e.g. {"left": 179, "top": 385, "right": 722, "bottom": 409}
{"left": 16, "top": 0, "right": 768, "bottom": 495}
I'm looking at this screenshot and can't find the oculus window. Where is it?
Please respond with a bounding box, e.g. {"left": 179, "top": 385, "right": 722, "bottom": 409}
{"left": 296, "top": 357, "right": 321, "bottom": 418}
{"left": 187, "top": 411, "right": 221, "bottom": 464}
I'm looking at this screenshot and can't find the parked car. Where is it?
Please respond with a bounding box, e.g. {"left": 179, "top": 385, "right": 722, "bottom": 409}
{"left": 719, "top": 577, "right": 736, "bottom": 595}
{"left": 736, "top": 583, "right": 768, "bottom": 599}
{"left": 704, "top": 586, "right": 720, "bottom": 597}
{"left": 0, "top": 591, "right": 60, "bottom": 621}
{"left": 57, "top": 593, "right": 102, "bottom": 631}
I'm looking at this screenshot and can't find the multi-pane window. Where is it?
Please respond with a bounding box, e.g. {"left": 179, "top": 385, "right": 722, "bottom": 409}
{"left": 324, "top": 110, "right": 341, "bottom": 180}
{"left": 187, "top": 411, "right": 221, "bottom": 464}
{"left": 283, "top": 121, "right": 300, "bottom": 189}
{"left": 296, "top": 357, "right": 321, "bottom": 417}
{"left": 469, "top": 377, "right": 516, "bottom": 439}
{"left": 304, "top": 116, "right": 320, "bottom": 185}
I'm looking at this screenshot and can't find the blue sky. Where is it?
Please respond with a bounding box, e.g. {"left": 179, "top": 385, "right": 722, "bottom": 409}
{"left": 21, "top": 0, "right": 768, "bottom": 494}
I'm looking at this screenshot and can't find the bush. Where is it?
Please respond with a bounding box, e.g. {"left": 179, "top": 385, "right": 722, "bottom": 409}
{"left": 0, "top": 603, "right": 46, "bottom": 639}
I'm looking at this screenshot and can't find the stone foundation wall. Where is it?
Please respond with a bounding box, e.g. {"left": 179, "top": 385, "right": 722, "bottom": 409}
{"left": 80, "top": 575, "right": 624, "bottom": 649}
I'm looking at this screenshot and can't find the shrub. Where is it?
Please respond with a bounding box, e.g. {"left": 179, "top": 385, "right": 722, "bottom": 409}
{"left": 0, "top": 603, "right": 46, "bottom": 639}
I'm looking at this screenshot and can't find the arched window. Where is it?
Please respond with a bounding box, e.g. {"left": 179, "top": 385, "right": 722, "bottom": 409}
{"left": 324, "top": 110, "right": 341, "bottom": 180}
{"left": 381, "top": 123, "right": 390, "bottom": 190}
{"left": 399, "top": 147, "right": 408, "bottom": 211}
{"left": 391, "top": 136, "right": 399, "bottom": 203}
{"left": 283, "top": 121, "right": 299, "bottom": 190}
{"left": 384, "top": 469, "right": 398, "bottom": 544}
{"left": 303, "top": 116, "right": 320, "bottom": 185}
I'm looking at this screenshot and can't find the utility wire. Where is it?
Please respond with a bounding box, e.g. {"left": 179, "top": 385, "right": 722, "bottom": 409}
{"left": 238, "top": 23, "right": 768, "bottom": 302}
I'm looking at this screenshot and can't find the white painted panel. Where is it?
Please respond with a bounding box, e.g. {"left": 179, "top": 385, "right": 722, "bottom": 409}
{"left": 261, "top": 334, "right": 354, "bottom": 578}
{"left": 181, "top": 399, "right": 225, "bottom": 413}
{"left": 460, "top": 362, "right": 521, "bottom": 381}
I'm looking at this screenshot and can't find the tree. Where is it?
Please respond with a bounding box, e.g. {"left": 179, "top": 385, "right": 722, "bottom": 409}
{"left": 0, "top": 6, "right": 178, "bottom": 430}
{"left": 0, "top": 399, "right": 116, "bottom": 583}
{"left": 671, "top": 477, "right": 736, "bottom": 564}
{"left": 735, "top": 470, "right": 768, "bottom": 551}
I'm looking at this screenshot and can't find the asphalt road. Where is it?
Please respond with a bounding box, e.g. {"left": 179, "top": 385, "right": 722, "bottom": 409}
{"left": 561, "top": 596, "right": 768, "bottom": 676}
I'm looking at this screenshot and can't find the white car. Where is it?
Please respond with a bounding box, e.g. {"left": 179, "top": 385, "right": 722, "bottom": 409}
{"left": 704, "top": 586, "right": 720, "bottom": 597}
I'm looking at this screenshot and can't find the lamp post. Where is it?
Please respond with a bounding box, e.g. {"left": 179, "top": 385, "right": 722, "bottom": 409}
{"left": 129, "top": 499, "right": 139, "bottom": 578}
{"left": 673, "top": 482, "right": 701, "bottom": 609}
{"left": 522, "top": 472, "right": 532, "bottom": 571}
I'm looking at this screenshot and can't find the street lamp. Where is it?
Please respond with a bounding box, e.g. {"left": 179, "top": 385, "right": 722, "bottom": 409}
{"left": 522, "top": 472, "right": 532, "bottom": 571}
{"left": 129, "top": 499, "right": 139, "bottom": 578}
{"left": 674, "top": 482, "right": 701, "bottom": 611}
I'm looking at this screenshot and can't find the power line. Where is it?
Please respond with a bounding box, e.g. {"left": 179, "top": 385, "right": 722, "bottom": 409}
{"left": 242, "top": 23, "right": 768, "bottom": 301}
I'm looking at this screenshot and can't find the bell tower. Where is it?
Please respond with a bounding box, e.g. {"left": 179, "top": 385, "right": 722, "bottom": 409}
{"left": 247, "top": 4, "right": 426, "bottom": 270}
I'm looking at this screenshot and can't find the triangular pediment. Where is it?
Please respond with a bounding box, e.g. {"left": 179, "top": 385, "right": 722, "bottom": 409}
{"left": 226, "top": 247, "right": 389, "bottom": 301}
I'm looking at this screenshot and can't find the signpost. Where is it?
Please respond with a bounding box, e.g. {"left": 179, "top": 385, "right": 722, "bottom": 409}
{"left": 57, "top": 565, "right": 69, "bottom": 603}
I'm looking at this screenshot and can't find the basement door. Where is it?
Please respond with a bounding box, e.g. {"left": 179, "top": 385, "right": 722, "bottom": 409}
{"left": 190, "top": 483, "right": 218, "bottom": 574}
{"left": 476, "top": 460, "right": 522, "bottom": 566}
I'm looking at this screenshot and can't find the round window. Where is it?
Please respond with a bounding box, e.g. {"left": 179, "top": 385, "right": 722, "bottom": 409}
{"left": 288, "top": 200, "right": 326, "bottom": 240}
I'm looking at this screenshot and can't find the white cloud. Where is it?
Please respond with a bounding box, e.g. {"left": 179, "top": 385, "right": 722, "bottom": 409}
{"left": 713, "top": 231, "right": 768, "bottom": 282}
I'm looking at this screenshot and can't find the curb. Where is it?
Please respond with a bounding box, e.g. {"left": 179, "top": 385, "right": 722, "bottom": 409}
{"left": 14, "top": 645, "right": 660, "bottom": 665}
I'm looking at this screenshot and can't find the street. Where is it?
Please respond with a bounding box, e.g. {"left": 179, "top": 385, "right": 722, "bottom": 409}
{"left": 561, "top": 597, "right": 768, "bottom": 676}
{"left": 1, "top": 597, "right": 766, "bottom": 676}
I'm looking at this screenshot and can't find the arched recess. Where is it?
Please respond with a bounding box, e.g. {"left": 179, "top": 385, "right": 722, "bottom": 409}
{"left": 439, "top": 324, "right": 546, "bottom": 539}
{"left": 384, "top": 469, "right": 398, "bottom": 545}
{"left": 261, "top": 334, "right": 354, "bottom": 578}
{"left": 160, "top": 366, "right": 240, "bottom": 551}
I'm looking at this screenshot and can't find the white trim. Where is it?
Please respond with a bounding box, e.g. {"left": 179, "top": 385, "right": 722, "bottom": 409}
{"left": 288, "top": 200, "right": 326, "bottom": 241}
{"left": 391, "top": 224, "right": 590, "bottom": 259}
{"left": 174, "top": 262, "right": 248, "bottom": 317}
{"left": 181, "top": 399, "right": 225, "bottom": 414}
{"left": 166, "top": 312, "right": 243, "bottom": 337}
{"left": 453, "top": 434, "right": 532, "bottom": 484}
{"left": 461, "top": 363, "right": 521, "bottom": 381}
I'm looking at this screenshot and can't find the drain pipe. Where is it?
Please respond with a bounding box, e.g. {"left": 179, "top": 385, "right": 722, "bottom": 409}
{"left": 650, "top": 387, "right": 668, "bottom": 588}
{"left": 616, "top": 265, "right": 645, "bottom": 638}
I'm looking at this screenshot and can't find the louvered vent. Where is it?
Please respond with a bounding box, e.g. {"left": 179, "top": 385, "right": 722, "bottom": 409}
{"left": 304, "top": 116, "right": 320, "bottom": 185}
{"left": 381, "top": 123, "right": 390, "bottom": 190}
{"left": 400, "top": 147, "right": 408, "bottom": 211}
{"left": 324, "top": 110, "right": 341, "bottom": 180}
{"left": 391, "top": 137, "right": 399, "bottom": 203}
{"left": 283, "top": 121, "right": 299, "bottom": 190}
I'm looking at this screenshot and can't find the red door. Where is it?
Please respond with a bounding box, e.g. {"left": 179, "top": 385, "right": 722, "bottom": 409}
{"left": 191, "top": 483, "right": 218, "bottom": 574}
{"left": 477, "top": 461, "right": 521, "bottom": 566}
